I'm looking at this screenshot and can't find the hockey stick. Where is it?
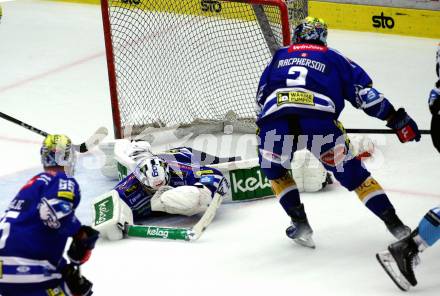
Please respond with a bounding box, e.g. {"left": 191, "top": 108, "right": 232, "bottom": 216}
{"left": 0, "top": 111, "right": 108, "bottom": 153}
{"left": 122, "top": 193, "right": 223, "bottom": 241}
{"left": 346, "top": 128, "right": 430, "bottom": 135}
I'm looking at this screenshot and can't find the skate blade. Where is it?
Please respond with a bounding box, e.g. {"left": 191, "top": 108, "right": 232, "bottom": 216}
{"left": 376, "top": 251, "right": 411, "bottom": 291}
{"left": 293, "top": 236, "right": 316, "bottom": 249}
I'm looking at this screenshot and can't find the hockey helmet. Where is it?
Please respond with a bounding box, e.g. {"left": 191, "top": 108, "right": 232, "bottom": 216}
{"left": 292, "top": 16, "right": 328, "bottom": 46}
{"left": 134, "top": 156, "right": 170, "bottom": 191}
{"left": 40, "top": 134, "right": 76, "bottom": 175}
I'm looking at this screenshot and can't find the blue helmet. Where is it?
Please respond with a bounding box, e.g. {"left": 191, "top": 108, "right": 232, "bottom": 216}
{"left": 292, "top": 17, "right": 328, "bottom": 46}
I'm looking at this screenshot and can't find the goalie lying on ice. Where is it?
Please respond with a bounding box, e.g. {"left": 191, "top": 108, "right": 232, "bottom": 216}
{"left": 93, "top": 144, "right": 229, "bottom": 240}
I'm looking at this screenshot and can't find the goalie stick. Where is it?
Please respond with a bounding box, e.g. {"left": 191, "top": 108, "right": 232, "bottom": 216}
{"left": 0, "top": 111, "right": 108, "bottom": 153}
{"left": 120, "top": 192, "right": 223, "bottom": 241}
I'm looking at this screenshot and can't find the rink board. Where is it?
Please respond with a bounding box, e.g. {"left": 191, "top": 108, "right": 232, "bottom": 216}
{"left": 309, "top": 1, "right": 440, "bottom": 38}
{"left": 49, "top": 0, "right": 440, "bottom": 38}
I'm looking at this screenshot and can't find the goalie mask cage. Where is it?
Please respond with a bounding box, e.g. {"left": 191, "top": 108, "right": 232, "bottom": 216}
{"left": 101, "top": 0, "right": 308, "bottom": 139}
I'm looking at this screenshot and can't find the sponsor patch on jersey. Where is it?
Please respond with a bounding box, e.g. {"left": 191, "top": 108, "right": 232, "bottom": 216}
{"left": 58, "top": 191, "right": 74, "bottom": 200}
{"left": 165, "top": 149, "right": 180, "bottom": 154}
{"left": 196, "top": 169, "right": 214, "bottom": 176}
{"left": 355, "top": 178, "right": 382, "bottom": 202}
{"left": 200, "top": 175, "right": 215, "bottom": 184}
{"left": 320, "top": 144, "right": 347, "bottom": 167}
{"left": 170, "top": 170, "right": 186, "bottom": 178}
{"left": 124, "top": 184, "right": 138, "bottom": 194}
{"left": 277, "top": 91, "right": 314, "bottom": 106}
{"left": 168, "top": 161, "right": 192, "bottom": 171}
{"left": 46, "top": 286, "right": 66, "bottom": 296}
{"left": 288, "top": 44, "right": 328, "bottom": 53}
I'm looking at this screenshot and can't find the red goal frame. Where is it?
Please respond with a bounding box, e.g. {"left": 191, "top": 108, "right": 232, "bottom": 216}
{"left": 100, "top": 0, "right": 291, "bottom": 139}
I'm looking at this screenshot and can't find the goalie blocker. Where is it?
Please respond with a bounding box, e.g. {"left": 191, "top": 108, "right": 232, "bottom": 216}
{"left": 92, "top": 185, "right": 214, "bottom": 240}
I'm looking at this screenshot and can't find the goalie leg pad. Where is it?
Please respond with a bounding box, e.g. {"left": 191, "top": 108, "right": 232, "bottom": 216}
{"left": 92, "top": 190, "right": 133, "bottom": 240}
{"left": 151, "top": 186, "right": 211, "bottom": 216}
{"left": 292, "top": 149, "right": 328, "bottom": 192}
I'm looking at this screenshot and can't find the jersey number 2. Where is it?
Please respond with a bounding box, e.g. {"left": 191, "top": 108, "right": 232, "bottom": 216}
{"left": 286, "top": 66, "right": 308, "bottom": 87}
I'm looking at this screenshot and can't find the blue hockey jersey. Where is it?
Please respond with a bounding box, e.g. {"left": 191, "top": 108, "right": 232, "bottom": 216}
{"left": 0, "top": 172, "right": 81, "bottom": 285}
{"left": 256, "top": 43, "right": 390, "bottom": 122}
{"left": 115, "top": 147, "right": 227, "bottom": 220}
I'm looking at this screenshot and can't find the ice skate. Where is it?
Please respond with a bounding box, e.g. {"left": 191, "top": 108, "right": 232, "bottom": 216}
{"left": 376, "top": 250, "right": 411, "bottom": 291}
{"left": 285, "top": 203, "right": 315, "bottom": 249}
{"left": 376, "top": 232, "right": 419, "bottom": 291}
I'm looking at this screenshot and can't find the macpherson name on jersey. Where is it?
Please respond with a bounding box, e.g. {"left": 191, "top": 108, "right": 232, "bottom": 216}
{"left": 277, "top": 58, "right": 326, "bottom": 73}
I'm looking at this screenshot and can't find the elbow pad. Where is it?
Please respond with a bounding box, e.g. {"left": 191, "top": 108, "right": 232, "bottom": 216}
{"left": 356, "top": 87, "right": 394, "bottom": 120}
{"left": 357, "top": 87, "right": 384, "bottom": 109}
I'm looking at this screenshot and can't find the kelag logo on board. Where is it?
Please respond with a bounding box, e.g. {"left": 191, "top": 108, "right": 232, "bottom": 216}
{"left": 201, "top": 0, "right": 222, "bottom": 13}
{"left": 372, "top": 12, "right": 395, "bottom": 29}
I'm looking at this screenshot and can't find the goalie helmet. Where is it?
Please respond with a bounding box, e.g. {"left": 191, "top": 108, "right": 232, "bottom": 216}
{"left": 134, "top": 156, "right": 170, "bottom": 191}
{"left": 292, "top": 16, "right": 328, "bottom": 46}
{"left": 40, "top": 134, "right": 76, "bottom": 175}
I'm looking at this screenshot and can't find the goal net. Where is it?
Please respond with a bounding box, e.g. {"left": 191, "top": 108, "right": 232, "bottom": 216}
{"left": 101, "top": 0, "right": 308, "bottom": 139}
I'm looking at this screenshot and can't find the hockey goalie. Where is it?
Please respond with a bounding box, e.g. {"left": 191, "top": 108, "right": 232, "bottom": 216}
{"left": 94, "top": 137, "right": 373, "bottom": 240}
{"left": 93, "top": 141, "right": 230, "bottom": 240}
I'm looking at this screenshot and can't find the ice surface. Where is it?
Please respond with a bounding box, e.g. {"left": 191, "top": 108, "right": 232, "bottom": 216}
{"left": 0, "top": 1, "right": 438, "bottom": 295}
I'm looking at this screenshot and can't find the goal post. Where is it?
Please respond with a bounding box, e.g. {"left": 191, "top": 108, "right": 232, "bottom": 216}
{"left": 101, "top": 0, "right": 308, "bottom": 139}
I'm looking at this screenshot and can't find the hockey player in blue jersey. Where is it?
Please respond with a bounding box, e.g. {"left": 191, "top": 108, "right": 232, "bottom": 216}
{"left": 93, "top": 143, "right": 229, "bottom": 240}
{"left": 256, "top": 17, "right": 421, "bottom": 248}
{"left": 375, "top": 44, "right": 440, "bottom": 291}
{"left": 0, "top": 135, "right": 99, "bottom": 296}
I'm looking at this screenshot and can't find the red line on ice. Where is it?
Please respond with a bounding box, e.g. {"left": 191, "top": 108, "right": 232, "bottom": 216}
{"left": 0, "top": 52, "right": 104, "bottom": 94}
{"left": 385, "top": 188, "right": 440, "bottom": 199}
{"left": 0, "top": 135, "right": 40, "bottom": 145}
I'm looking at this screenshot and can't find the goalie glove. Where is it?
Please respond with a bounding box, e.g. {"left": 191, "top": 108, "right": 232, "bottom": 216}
{"left": 67, "top": 226, "right": 99, "bottom": 265}
{"left": 386, "top": 108, "right": 421, "bottom": 143}
{"left": 62, "top": 264, "right": 93, "bottom": 296}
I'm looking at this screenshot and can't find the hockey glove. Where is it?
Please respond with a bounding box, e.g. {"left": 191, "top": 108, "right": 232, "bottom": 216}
{"left": 429, "top": 87, "right": 440, "bottom": 115}
{"left": 386, "top": 108, "right": 421, "bottom": 143}
{"left": 62, "top": 263, "right": 93, "bottom": 296}
{"left": 68, "top": 225, "right": 99, "bottom": 265}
